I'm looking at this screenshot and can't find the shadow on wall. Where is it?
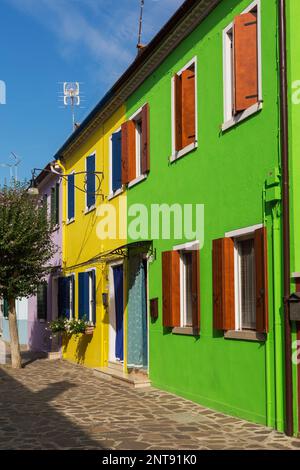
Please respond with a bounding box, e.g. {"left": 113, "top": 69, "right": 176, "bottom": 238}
{"left": 63, "top": 334, "right": 93, "bottom": 365}
{"left": 0, "top": 365, "right": 103, "bottom": 449}
{"left": 28, "top": 319, "right": 52, "bottom": 352}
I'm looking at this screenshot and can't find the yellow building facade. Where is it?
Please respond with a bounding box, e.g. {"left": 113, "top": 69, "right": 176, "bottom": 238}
{"left": 58, "top": 105, "right": 127, "bottom": 368}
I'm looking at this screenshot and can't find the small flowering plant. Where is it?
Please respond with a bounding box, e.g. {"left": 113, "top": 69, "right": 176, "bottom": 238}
{"left": 47, "top": 316, "right": 93, "bottom": 338}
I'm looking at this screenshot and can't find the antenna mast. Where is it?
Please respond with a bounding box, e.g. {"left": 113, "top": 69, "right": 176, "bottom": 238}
{"left": 137, "top": 0, "right": 145, "bottom": 52}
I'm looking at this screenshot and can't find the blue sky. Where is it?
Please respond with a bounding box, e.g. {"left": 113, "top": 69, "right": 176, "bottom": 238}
{"left": 0, "top": 0, "right": 183, "bottom": 183}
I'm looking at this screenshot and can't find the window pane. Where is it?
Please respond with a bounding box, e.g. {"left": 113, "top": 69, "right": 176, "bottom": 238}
{"left": 239, "top": 239, "right": 256, "bottom": 329}
{"left": 112, "top": 130, "right": 122, "bottom": 192}
{"left": 184, "top": 253, "right": 193, "bottom": 326}
{"left": 135, "top": 119, "right": 143, "bottom": 176}
{"left": 86, "top": 154, "right": 96, "bottom": 208}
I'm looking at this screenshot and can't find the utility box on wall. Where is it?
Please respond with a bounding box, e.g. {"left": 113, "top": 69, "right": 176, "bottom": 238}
{"left": 288, "top": 292, "right": 300, "bottom": 321}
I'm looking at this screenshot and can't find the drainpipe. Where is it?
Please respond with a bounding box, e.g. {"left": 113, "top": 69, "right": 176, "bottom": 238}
{"left": 278, "top": 0, "right": 293, "bottom": 436}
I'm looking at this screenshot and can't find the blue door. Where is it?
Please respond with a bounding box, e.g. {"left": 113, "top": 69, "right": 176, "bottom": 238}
{"left": 113, "top": 265, "right": 124, "bottom": 362}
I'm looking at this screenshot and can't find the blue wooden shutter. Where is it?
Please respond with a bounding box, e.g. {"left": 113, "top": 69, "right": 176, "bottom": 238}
{"left": 112, "top": 131, "right": 122, "bottom": 192}
{"left": 71, "top": 274, "right": 75, "bottom": 319}
{"left": 68, "top": 174, "right": 75, "bottom": 220}
{"left": 86, "top": 154, "right": 96, "bottom": 208}
{"left": 58, "top": 277, "right": 70, "bottom": 319}
{"left": 78, "top": 272, "right": 90, "bottom": 320}
{"left": 91, "top": 270, "right": 96, "bottom": 324}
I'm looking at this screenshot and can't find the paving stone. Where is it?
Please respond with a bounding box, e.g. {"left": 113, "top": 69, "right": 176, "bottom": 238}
{"left": 0, "top": 356, "right": 299, "bottom": 450}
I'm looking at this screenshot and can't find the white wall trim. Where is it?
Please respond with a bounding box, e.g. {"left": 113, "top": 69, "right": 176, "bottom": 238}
{"left": 225, "top": 223, "right": 263, "bottom": 239}
{"left": 173, "top": 240, "right": 200, "bottom": 251}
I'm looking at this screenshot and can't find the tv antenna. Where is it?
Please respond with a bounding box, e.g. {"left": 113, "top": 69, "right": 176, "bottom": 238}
{"left": 137, "top": 0, "right": 146, "bottom": 53}
{"left": 0, "top": 152, "right": 21, "bottom": 183}
{"left": 62, "top": 82, "right": 81, "bottom": 132}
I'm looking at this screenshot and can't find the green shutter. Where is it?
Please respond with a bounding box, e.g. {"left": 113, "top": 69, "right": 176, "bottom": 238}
{"left": 37, "top": 284, "right": 47, "bottom": 320}
{"left": 51, "top": 187, "right": 56, "bottom": 226}
{"left": 55, "top": 183, "right": 59, "bottom": 226}
{"left": 3, "top": 299, "right": 9, "bottom": 318}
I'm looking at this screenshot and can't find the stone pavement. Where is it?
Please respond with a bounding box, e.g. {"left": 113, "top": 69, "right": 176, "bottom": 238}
{"left": 0, "top": 357, "right": 300, "bottom": 450}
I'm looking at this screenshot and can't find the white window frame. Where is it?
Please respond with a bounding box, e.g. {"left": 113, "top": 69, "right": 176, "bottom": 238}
{"left": 85, "top": 152, "right": 96, "bottom": 214}
{"left": 127, "top": 105, "right": 149, "bottom": 188}
{"left": 170, "top": 56, "right": 198, "bottom": 163}
{"left": 222, "top": 0, "right": 262, "bottom": 132}
{"left": 66, "top": 171, "right": 75, "bottom": 224}
{"left": 85, "top": 268, "right": 96, "bottom": 324}
{"left": 179, "top": 251, "right": 193, "bottom": 328}
{"left": 172, "top": 240, "right": 200, "bottom": 332}
{"left": 109, "top": 127, "right": 124, "bottom": 199}
{"left": 66, "top": 273, "right": 75, "bottom": 320}
{"left": 226, "top": 224, "right": 263, "bottom": 332}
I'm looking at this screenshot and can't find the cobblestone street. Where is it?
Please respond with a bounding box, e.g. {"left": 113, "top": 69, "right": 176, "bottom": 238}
{"left": 0, "top": 357, "right": 299, "bottom": 450}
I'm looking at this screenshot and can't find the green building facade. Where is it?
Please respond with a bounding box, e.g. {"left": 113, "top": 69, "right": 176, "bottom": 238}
{"left": 123, "top": 0, "right": 298, "bottom": 434}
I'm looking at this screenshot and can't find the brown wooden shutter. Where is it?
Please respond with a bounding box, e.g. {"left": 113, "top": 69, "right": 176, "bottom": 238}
{"left": 192, "top": 249, "right": 200, "bottom": 330}
{"left": 181, "top": 67, "right": 196, "bottom": 149}
{"left": 162, "top": 251, "right": 180, "bottom": 328}
{"left": 233, "top": 12, "right": 258, "bottom": 114}
{"left": 255, "top": 227, "right": 269, "bottom": 333}
{"left": 141, "top": 103, "right": 150, "bottom": 174}
{"left": 212, "top": 238, "right": 235, "bottom": 330}
{"left": 174, "top": 74, "right": 182, "bottom": 152}
{"left": 121, "top": 120, "right": 136, "bottom": 184}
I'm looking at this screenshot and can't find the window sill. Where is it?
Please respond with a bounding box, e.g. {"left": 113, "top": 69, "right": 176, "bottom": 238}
{"left": 66, "top": 218, "right": 75, "bottom": 226}
{"left": 107, "top": 188, "right": 124, "bottom": 201}
{"left": 172, "top": 326, "right": 199, "bottom": 336}
{"left": 170, "top": 141, "right": 197, "bottom": 163}
{"left": 84, "top": 205, "right": 96, "bottom": 215}
{"left": 224, "top": 330, "right": 266, "bottom": 342}
{"left": 128, "top": 174, "right": 147, "bottom": 189}
{"left": 221, "top": 102, "right": 263, "bottom": 132}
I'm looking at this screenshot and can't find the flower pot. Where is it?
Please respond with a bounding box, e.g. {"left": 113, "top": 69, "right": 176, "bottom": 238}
{"left": 85, "top": 326, "right": 94, "bottom": 335}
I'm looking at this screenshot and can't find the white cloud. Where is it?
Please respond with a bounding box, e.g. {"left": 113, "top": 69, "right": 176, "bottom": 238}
{"left": 6, "top": 0, "right": 184, "bottom": 87}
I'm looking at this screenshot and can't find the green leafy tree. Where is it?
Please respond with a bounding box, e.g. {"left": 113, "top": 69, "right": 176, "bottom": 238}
{"left": 0, "top": 183, "right": 56, "bottom": 368}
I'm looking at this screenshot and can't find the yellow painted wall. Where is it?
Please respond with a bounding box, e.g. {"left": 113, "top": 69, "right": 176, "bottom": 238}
{"left": 60, "top": 105, "right": 127, "bottom": 368}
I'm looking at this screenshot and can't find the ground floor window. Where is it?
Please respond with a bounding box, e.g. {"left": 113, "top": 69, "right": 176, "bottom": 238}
{"left": 78, "top": 270, "right": 96, "bottom": 324}
{"left": 235, "top": 237, "right": 256, "bottom": 330}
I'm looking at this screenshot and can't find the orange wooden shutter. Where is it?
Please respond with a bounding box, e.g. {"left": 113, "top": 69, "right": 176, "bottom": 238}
{"left": 234, "top": 12, "right": 258, "bottom": 114}
{"left": 121, "top": 120, "right": 136, "bottom": 184}
{"left": 182, "top": 67, "right": 196, "bottom": 149}
{"left": 174, "top": 74, "right": 182, "bottom": 152}
{"left": 141, "top": 103, "right": 150, "bottom": 174}
{"left": 212, "top": 238, "right": 235, "bottom": 330}
{"left": 162, "top": 251, "right": 180, "bottom": 328}
{"left": 192, "top": 249, "right": 200, "bottom": 330}
{"left": 255, "top": 227, "right": 269, "bottom": 333}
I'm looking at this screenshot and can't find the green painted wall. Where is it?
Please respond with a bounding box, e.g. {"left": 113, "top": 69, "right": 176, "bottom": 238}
{"left": 126, "top": 0, "right": 284, "bottom": 428}
{"left": 287, "top": 0, "right": 300, "bottom": 435}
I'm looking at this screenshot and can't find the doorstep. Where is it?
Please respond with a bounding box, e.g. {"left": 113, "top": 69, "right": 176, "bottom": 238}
{"left": 93, "top": 365, "right": 151, "bottom": 389}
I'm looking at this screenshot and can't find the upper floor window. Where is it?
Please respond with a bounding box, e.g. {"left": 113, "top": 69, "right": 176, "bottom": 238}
{"left": 171, "top": 58, "right": 197, "bottom": 161}
{"left": 51, "top": 183, "right": 59, "bottom": 227}
{"left": 67, "top": 173, "right": 75, "bottom": 222}
{"left": 121, "top": 103, "right": 150, "bottom": 187}
{"left": 110, "top": 129, "right": 122, "bottom": 194}
{"left": 222, "top": 1, "right": 262, "bottom": 130}
{"left": 86, "top": 154, "right": 96, "bottom": 210}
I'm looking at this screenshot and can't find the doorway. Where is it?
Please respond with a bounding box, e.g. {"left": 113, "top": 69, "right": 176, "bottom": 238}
{"left": 109, "top": 263, "right": 124, "bottom": 364}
